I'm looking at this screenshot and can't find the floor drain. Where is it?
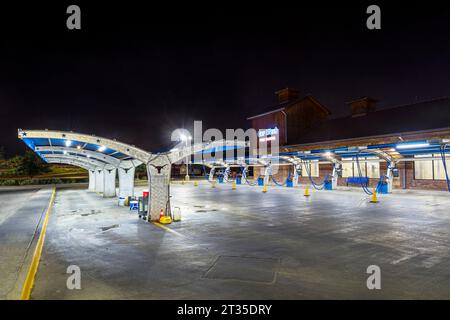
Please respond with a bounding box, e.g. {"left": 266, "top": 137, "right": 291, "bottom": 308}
{"left": 100, "top": 224, "right": 119, "bottom": 232}
{"left": 203, "top": 256, "right": 279, "bottom": 283}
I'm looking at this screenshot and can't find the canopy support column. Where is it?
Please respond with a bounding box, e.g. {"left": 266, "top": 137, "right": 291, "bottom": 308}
{"left": 331, "top": 164, "right": 341, "bottom": 189}
{"left": 208, "top": 167, "right": 216, "bottom": 182}
{"left": 147, "top": 155, "right": 172, "bottom": 222}
{"left": 88, "top": 170, "right": 96, "bottom": 191}
{"left": 103, "top": 168, "right": 117, "bottom": 198}
{"left": 95, "top": 169, "right": 105, "bottom": 194}
{"left": 293, "top": 164, "right": 301, "bottom": 187}
{"left": 264, "top": 164, "right": 272, "bottom": 185}
{"left": 118, "top": 166, "right": 135, "bottom": 199}
{"left": 386, "top": 162, "right": 395, "bottom": 193}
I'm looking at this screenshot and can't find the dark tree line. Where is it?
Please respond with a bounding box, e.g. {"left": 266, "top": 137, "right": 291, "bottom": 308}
{"left": 0, "top": 148, "right": 49, "bottom": 178}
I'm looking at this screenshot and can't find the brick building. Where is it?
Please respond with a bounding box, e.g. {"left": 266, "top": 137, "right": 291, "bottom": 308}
{"left": 247, "top": 88, "right": 450, "bottom": 191}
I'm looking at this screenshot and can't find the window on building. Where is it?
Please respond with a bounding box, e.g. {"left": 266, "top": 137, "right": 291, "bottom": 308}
{"left": 342, "top": 159, "right": 353, "bottom": 178}
{"left": 301, "top": 161, "right": 319, "bottom": 177}
{"left": 366, "top": 157, "right": 380, "bottom": 179}
{"left": 355, "top": 158, "right": 367, "bottom": 176}
{"left": 432, "top": 154, "right": 450, "bottom": 180}
{"left": 341, "top": 157, "right": 380, "bottom": 178}
{"left": 310, "top": 161, "right": 319, "bottom": 177}
{"left": 414, "top": 154, "right": 433, "bottom": 180}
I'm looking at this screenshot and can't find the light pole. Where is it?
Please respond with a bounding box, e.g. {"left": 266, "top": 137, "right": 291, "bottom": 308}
{"left": 180, "top": 134, "right": 192, "bottom": 181}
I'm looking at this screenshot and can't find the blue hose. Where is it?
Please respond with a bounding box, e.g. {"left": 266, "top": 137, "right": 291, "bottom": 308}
{"left": 440, "top": 145, "right": 450, "bottom": 192}
{"left": 240, "top": 167, "right": 259, "bottom": 186}
{"left": 355, "top": 154, "right": 373, "bottom": 195}
{"left": 271, "top": 168, "right": 292, "bottom": 186}
{"left": 355, "top": 153, "right": 386, "bottom": 195}
{"left": 202, "top": 164, "right": 219, "bottom": 184}
{"left": 302, "top": 160, "right": 325, "bottom": 190}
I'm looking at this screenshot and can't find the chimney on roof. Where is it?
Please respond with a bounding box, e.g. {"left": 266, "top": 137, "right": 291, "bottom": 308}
{"left": 347, "top": 97, "right": 378, "bottom": 117}
{"left": 275, "top": 88, "right": 299, "bottom": 104}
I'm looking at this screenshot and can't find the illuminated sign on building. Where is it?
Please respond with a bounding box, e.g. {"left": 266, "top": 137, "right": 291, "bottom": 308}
{"left": 258, "top": 127, "right": 279, "bottom": 143}
{"left": 259, "top": 136, "right": 276, "bottom": 142}
{"left": 258, "top": 127, "right": 279, "bottom": 138}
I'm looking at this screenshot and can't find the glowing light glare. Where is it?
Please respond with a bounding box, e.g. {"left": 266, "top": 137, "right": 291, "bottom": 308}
{"left": 180, "top": 134, "right": 191, "bottom": 142}
{"left": 87, "top": 155, "right": 91, "bottom": 158}
{"left": 77, "top": 145, "right": 81, "bottom": 150}
{"left": 65, "top": 140, "right": 72, "bottom": 147}
{"left": 63, "top": 150, "right": 67, "bottom": 154}
{"left": 98, "top": 146, "right": 106, "bottom": 152}
{"left": 170, "top": 148, "right": 179, "bottom": 152}
{"left": 324, "top": 151, "right": 332, "bottom": 157}
{"left": 396, "top": 142, "right": 430, "bottom": 149}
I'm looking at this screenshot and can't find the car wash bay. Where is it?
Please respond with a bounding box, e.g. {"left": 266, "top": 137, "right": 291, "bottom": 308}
{"left": 22, "top": 182, "right": 450, "bottom": 300}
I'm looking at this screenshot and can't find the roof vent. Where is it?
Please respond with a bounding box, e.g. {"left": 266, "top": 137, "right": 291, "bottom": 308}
{"left": 347, "top": 97, "right": 378, "bottom": 117}
{"left": 275, "top": 88, "right": 300, "bottom": 104}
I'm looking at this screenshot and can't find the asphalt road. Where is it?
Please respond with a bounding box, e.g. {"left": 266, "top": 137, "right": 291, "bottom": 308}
{"left": 0, "top": 188, "right": 54, "bottom": 299}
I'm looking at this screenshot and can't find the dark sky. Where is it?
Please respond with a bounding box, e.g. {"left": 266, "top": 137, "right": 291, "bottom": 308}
{"left": 1, "top": 1, "right": 450, "bottom": 156}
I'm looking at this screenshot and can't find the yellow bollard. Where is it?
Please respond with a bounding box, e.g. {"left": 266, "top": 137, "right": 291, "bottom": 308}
{"left": 194, "top": 181, "right": 198, "bottom": 187}
{"left": 181, "top": 180, "right": 185, "bottom": 185}
{"left": 304, "top": 185, "right": 310, "bottom": 197}
{"left": 370, "top": 188, "right": 379, "bottom": 203}
{"left": 232, "top": 181, "right": 236, "bottom": 190}
{"left": 212, "top": 181, "right": 216, "bottom": 188}
{"left": 262, "top": 183, "right": 267, "bottom": 193}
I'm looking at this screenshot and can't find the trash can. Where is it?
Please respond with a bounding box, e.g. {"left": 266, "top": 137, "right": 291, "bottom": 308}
{"left": 258, "top": 177, "right": 264, "bottom": 186}
{"left": 236, "top": 176, "right": 242, "bottom": 185}
{"left": 129, "top": 200, "right": 139, "bottom": 211}
{"left": 173, "top": 207, "right": 181, "bottom": 222}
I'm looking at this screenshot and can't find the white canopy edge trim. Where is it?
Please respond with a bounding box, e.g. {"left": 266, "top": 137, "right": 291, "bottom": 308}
{"left": 18, "top": 129, "right": 151, "bottom": 163}
{"left": 168, "top": 139, "right": 247, "bottom": 163}
{"left": 35, "top": 146, "right": 142, "bottom": 168}
{"left": 46, "top": 158, "right": 96, "bottom": 171}
{"left": 44, "top": 154, "right": 112, "bottom": 169}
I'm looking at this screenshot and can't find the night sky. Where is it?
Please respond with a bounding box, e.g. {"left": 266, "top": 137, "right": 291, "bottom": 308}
{"left": 1, "top": 2, "right": 450, "bottom": 156}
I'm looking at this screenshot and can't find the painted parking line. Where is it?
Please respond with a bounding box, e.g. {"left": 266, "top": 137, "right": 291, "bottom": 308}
{"left": 151, "top": 222, "right": 185, "bottom": 237}
{"left": 20, "top": 187, "right": 56, "bottom": 300}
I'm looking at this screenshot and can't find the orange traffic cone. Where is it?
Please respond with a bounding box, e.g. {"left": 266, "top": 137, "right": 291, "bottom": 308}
{"left": 159, "top": 209, "right": 165, "bottom": 220}
{"left": 304, "top": 185, "right": 310, "bottom": 197}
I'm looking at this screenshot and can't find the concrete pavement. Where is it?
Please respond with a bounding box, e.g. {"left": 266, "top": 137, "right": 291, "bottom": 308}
{"left": 27, "top": 183, "right": 450, "bottom": 299}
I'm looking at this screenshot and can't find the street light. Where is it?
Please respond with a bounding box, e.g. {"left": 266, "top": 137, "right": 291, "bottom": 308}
{"left": 179, "top": 133, "right": 192, "bottom": 181}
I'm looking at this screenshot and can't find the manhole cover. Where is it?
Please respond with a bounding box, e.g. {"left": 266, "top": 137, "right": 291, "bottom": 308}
{"left": 203, "top": 256, "right": 279, "bottom": 283}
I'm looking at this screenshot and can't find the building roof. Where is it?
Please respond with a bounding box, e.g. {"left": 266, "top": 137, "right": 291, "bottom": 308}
{"left": 288, "top": 96, "right": 450, "bottom": 145}
{"left": 247, "top": 95, "right": 330, "bottom": 120}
